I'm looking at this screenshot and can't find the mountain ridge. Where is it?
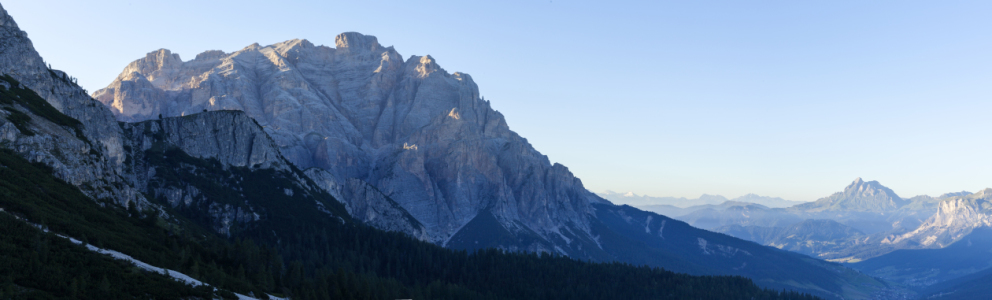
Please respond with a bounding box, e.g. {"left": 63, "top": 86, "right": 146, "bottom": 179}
{"left": 599, "top": 190, "right": 804, "bottom": 208}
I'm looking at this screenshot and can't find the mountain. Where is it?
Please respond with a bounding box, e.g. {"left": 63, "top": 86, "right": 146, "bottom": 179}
{"left": 851, "top": 227, "right": 992, "bottom": 290}
{"left": 599, "top": 191, "right": 729, "bottom": 207}
{"left": 732, "top": 193, "right": 805, "bottom": 208}
{"left": 716, "top": 219, "right": 868, "bottom": 259}
{"left": 588, "top": 205, "right": 895, "bottom": 299}
{"left": 638, "top": 201, "right": 770, "bottom": 218}
{"left": 93, "top": 35, "right": 611, "bottom": 255}
{"left": 1, "top": 107, "right": 814, "bottom": 300}
{"left": 636, "top": 204, "right": 693, "bottom": 217}
{"left": 681, "top": 179, "right": 955, "bottom": 262}
{"left": 0, "top": 2, "right": 140, "bottom": 206}
{"left": 792, "top": 178, "right": 907, "bottom": 213}
{"left": 674, "top": 202, "right": 803, "bottom": 230}
{"left": 883, "top": 189, "right": 992, "bottom": 248}
{"left": 599, "top": 191, "right": 803, "bottom": 209}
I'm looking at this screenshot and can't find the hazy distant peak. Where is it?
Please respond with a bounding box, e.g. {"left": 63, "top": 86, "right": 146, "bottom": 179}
{"left": 719, "top": 201, "right": 769, "bottom": 210}
{"left": 598, "top": 191, "right": 799, "bottom": 208}
{"left": 794, "top": 178, "right": 906, "bottom": 212}
{"left": 939, "top": 191, "right": 973, "bottom": 199}
{"left": 844, "top": 177, "right": 901, "bottom": 200}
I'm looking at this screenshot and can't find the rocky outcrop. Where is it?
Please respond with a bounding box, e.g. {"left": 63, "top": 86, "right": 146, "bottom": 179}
{"left": 885, "top": 189, "right": 992, "bottom": 248}
{"left": 131, "top": 111, "right": 286, "bottom": 170}
{"left": 0, "top": 3, "right": 140, "bottom": 206}
{"left": 95, "top": 33, "right": 604, "bottom": 251}
{"left": 119, "top": 110, "right": 348, "bottom": 235}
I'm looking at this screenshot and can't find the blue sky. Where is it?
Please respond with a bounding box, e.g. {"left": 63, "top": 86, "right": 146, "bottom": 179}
{"left": 5, "top": 0, "right": 992, "bottom": 201}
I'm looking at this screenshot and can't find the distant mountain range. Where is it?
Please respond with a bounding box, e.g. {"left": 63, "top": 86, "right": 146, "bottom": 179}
{"left": 653, "top": 177, "right": 992, "bottom": 297}
{"left": 597, "top": 191, "right": 805, "bottom": 208}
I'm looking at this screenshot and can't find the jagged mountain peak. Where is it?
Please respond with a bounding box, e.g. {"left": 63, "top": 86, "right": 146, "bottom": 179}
{"left": 792, "top": 178, "right": 906, "bottom": 212}
{"left": 843, "top": 177, "right": 900, "bottom": 199}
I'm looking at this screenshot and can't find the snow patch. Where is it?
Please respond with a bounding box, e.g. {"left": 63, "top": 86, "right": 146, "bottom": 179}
{"left": 61, "top": 235, "right": 287, "bottom": 299}
{"left": 657, "top": 220, "right": 666, "bottom": 239}
{"left": 0, "top": 210, "right": 287, "bottom": 300}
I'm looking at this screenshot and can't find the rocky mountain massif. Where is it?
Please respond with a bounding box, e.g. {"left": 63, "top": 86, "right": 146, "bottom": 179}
{"left": 83, "top": 30, "right": 905, "bottom": 298}
{"left": 94, "top": 36, "right": 605, "bottom": 252}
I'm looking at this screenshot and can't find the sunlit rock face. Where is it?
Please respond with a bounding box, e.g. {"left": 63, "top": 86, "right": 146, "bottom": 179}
{"left": 94, "top": 33, "right": 604, "bottom": 248}
{"left": 885, "top": 189, "right": 992, "bottom": 248}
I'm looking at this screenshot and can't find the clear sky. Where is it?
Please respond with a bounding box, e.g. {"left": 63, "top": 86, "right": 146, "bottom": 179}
{"left": 5, "top": 0, "right": 992, "bottom": 202}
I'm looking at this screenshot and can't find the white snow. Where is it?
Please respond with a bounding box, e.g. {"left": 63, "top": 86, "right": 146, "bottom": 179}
{"left": 1, "top": 210, "right": 287, "bottom": 300}
{"left": 64, "top": 236, "right": 205, "bottom": 286}
{"left": 698, "top": 237, "right": 710, "bottom": 255}
{"left": 657, "top": 220, "right": 666, "bottom": 239}
{"left": 60, "top": 236, "right": 288, "bottom": 299}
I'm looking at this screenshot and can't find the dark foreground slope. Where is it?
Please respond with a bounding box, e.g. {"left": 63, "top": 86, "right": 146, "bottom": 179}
{"left": 0, "top": 141, "right": 817, "bottom": 300}
{"left": 849, "top": 227, "right": 992, "bottom": 290}
{"left": 591, "top": 204, "right": 893, "bottom": 299}
{"left": 920, "top": 265, "right": 992, "bottom": 300}
{"left": 0, "top": 79, "right": 818, "bottom": 299}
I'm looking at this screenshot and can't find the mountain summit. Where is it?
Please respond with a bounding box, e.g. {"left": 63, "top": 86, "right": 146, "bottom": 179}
{"left": 793, "top": 178, "right": 907, "bottom": 212}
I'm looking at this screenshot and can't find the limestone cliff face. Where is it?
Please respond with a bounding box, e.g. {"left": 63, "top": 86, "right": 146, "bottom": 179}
{"left": 95, "top": 33, "right": 603, "bottom": 250}
{"left": 886, "top": 189, "right": 992, "bottom": 248}
{"left": 0, "top": 3, "right": 139, "bottom": 206}
{"left": 136, "top": 111, "right": 286, "bottom": 170}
